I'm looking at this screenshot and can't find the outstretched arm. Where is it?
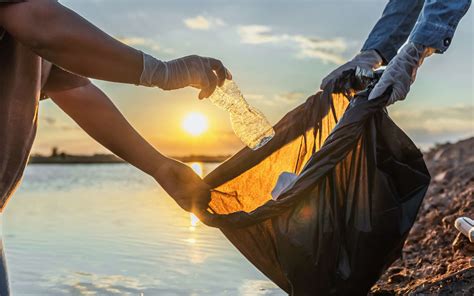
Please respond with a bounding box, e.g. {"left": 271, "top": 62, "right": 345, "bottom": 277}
{"left": 362, "top": 0, "right": 471, "bottom": 63}
{"left": 47, "top": 82, "right": 211, "bottom": 212}
{"left": 362, "top": 0, "right": 424, "bottom": 64}
{"left": 0, "top": 0, "right": 231, "bottom": 98}
{"left": 368, "top": 0, "right": 471, "bottom": 104}
{"left": 50, "top": 83, "right": 164, "bottom": 176}
{"left": 320, "top": 0, "right": 424, "bottom": 91}
{"left": 0, "top": 0, "right": 142, "bottom": 84}
{"left": 321, "top": 0, "right": 470, "bottom": 96}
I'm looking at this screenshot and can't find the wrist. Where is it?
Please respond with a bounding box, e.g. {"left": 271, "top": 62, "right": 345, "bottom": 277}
{"left": 400, "top": 42, "right": 434, "bottom": 70}
{"left": 139, "top": 52, "right": 167, "bottom": 88}
{"left": 151, "top": 156, "right": 172, "bottom": 181}
{"left": 412, "top": 42, "right": 436, "bottom": 61}
{"left": 358, "top": 49, "right": 383, "bottom": 68}
{"left": 370, "top": 49, "right": 385, "bottom": 65}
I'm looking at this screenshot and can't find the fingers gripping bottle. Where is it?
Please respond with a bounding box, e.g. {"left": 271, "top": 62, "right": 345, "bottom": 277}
{"left": 209, "top": 80, "right": 275, "bottom": 150}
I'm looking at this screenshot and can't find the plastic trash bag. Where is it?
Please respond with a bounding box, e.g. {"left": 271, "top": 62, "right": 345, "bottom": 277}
{"left": 196, "top": 83, "right": 430, "bottom": 295}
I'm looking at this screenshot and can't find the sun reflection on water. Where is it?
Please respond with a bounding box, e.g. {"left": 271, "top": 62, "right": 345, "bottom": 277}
{"left": 189, "top": 213, "right": 200, "bottom": 229}
{"left": 188, "top": 162, "right": 204, "bottom": 229}
{"left": 185, "top": 238, "right": 197, "bottom": 244}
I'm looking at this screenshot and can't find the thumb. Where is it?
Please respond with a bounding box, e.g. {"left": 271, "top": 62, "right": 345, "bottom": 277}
{"left": 198, "top": 69, "right": 218, "bottom": 99}
{"left": 386, "top": 85, "right": 407, "bottom": 106}
{"left": 368, "top": 81, "right": 388, "bottom": 100}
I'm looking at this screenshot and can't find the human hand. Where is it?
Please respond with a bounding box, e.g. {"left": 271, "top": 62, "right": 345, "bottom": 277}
{"left": 153, "top": 158, "right": 211, "bottom": 212}
{"left": 368, "top": 42, "right": 434, "bottom": 105}
{"left": 140, "top": 53, "right": 232, "bottom": 99}
{"left": 320, "top": 50, "right": 382, "bottom": 92}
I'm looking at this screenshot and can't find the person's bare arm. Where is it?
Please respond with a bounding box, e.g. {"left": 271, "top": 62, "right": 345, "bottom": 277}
{"left": 0, "top": 0, "right": 142, "bottom": 84}
{"left": 48, "top": 83, "right": 211, "bottom": 212}
{"left": 0, "top": 0, "right": 231, "bottom": 98}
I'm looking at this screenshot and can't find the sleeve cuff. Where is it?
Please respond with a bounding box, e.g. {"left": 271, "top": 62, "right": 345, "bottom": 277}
{"left": 409, "top": 21, "right": 455, "bottom": 53}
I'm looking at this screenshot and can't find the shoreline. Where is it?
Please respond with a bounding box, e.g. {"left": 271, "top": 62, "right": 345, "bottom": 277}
{"left": 28, "top": 154, "right": 230, "bottom": 164}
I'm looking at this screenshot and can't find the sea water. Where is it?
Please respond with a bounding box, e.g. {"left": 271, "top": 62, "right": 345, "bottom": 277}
{"left": 3, "top": 163, "right": 284, "bottom": 295}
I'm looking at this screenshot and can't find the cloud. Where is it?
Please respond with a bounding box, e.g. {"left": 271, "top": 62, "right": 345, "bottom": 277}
{"left": 291, "top": 35, "right": 347, "bottom": 64}
{"left": 390, "top": 105, "right": 474, "bottom": 148}
{"left": 237, "top": 25, "right": 282, "bottom": 44}
{"left": 391, "top": 105, "right": 473, "bottom": 134}
{"left": 41, "top": 116, "right": 56, "bottom": 125}
{"left": 274, "top": 91, "right": 305, "bottom": 103}
{"left": 39, "top": 116, "right": 79, "bottom": 131}
{"left": 117, "top": 37, "right": 162, "bottom": 52}
{"left": 237, "top": 25, "right": 347, "bottom": 64}
{"left": 248, "top": 91, "right": 306, "bottom": 107}
{"left": 246, "top": 93, "right": 265, "bottom": 100}
{"left": 183, "top": 15, "right": 225, "bottom": 30}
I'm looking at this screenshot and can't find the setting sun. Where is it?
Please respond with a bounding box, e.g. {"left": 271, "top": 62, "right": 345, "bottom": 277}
{"left": 182, "top": 112, "right": 208, "bottom": 136}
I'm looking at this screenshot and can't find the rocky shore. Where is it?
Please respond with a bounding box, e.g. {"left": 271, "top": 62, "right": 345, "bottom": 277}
{"left": 371, "top": 137, "right": 474, "bottom": 295}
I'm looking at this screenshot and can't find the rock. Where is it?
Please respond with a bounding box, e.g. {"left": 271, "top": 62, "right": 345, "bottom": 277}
{"left": 434, "top": 171, "right": 447, "bottom": 182}
{"left": 435, "top": 264, "right": 447, "bottom": 275}
{"left": 466, "top": 243, "right": 474, "bottom": 253}
{"left": 388, "top": 273, "right": 406, "bottom": 284}
{"left": 452, "top": 232, "right": 465, "bottom": 250}
{"left": 370, "top": 137, "right": 474, "bottom": 295}
{"left": 388, "top": 267, "right": 404, "bottom": 274}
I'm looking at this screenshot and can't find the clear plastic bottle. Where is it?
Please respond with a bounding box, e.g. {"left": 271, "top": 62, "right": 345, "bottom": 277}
{"left": 209, "top": 80, "right": 275, "bottom": 150}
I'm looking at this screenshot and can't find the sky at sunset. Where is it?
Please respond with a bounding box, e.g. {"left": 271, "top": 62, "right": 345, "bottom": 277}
{"left": 33, "top": 0, "right": 473, "bottom": 157}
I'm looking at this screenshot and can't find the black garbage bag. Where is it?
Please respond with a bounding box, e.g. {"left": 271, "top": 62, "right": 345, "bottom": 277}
{"left": 196, "top": 83, "right": 430, "bottom": 295}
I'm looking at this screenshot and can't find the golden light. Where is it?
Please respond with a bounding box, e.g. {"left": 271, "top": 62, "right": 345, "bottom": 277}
{"left": 182, "top": 112, "right": 208, "bottom": 136}
{"left": 185, "top": 238, "right": 197, "bottom": 244}
{"left": 188, "top": 163, "right": 203, "bottom": 229}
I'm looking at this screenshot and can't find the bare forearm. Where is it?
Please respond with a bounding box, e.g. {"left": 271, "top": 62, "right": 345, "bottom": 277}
{"left": 49, "top": 83, "right": 166, "bottom": 176}
{"left": 0, "top": 0, "right": 142, "bottom": 84}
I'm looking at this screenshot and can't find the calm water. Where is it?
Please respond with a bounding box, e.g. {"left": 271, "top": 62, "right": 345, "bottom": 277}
{"left": 3, "top": 163, "right": 284, "bottom": 296}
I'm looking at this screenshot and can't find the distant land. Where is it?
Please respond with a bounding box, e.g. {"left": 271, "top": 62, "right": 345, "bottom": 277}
{"left": 29, "top": 148, "right": 230, "bottom": 164}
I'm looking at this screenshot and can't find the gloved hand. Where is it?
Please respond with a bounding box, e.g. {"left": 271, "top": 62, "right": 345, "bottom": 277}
{"left": 139, "top": 53, "right": 232, "bottom": 99}
{"left": 368, "top": 42, "right": 434, "bottom": 105}
{"left": 320, "top": 49, "right": 382, "bottom": 91}
{"left": 153, "top": 158, "right": 211, "bottom": 212}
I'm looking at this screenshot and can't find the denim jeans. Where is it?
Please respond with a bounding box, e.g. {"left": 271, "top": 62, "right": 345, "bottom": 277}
{"left": 362, "top": 0, "right": 472, "bottom": 63}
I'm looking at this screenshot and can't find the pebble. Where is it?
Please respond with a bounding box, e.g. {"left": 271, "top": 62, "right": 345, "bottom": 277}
{"left": 388, "top": 273, "right": 406, "bottom": 284}
{"left": 370, "top": 138, "right": 474, "bottom": 294}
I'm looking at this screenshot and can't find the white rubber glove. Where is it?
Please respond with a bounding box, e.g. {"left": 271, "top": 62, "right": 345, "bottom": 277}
{"left": 139, "top": 53, "right": 232, "bottom": 99}
{"left": 320, "top": 50, "right": 382, "bottom": 91}
{"left": 368, "top": 42, "right": 434, "bottom": 105}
